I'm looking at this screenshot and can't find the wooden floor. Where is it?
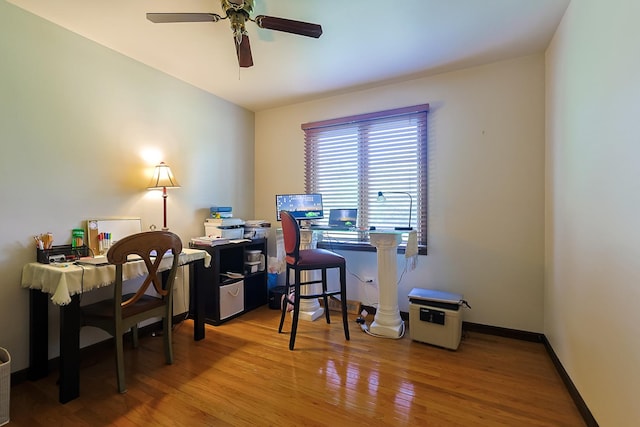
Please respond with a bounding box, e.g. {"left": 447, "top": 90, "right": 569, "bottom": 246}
{"left": 9, "top": 306, "right": 585, "bottom": 426}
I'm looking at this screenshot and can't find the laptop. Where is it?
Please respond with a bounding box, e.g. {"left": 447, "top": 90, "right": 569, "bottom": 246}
{"left": 328, "top": 208, "right": 358, "bottom": 229}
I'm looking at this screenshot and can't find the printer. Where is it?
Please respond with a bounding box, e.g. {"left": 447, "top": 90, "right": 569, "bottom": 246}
{"left": 243, "top": 220, "right": 271, "bottom": 239}
{"left": 204, "top": 218, "right": 245, "bottom": 240}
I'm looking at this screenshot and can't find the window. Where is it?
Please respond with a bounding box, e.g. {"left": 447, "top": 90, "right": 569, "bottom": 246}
{"left": 302, "top": 104, "right": 428, "bottom": 254}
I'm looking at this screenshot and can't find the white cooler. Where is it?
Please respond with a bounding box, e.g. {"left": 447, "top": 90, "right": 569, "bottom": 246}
{"left": 408, "top": 288, "right": 463, "bottom": 350}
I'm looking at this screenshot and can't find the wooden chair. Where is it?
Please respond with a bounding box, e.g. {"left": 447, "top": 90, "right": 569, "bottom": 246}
{"left": 81, "top": 230, "right": 183, "bottom": 393}
{"left": 278, "top": 210, "right": 350, "bottom": 350}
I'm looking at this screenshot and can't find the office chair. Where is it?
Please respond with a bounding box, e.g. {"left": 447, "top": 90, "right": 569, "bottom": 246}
{"left": 278, "top": 210, "right": 350, "bottom": 350}
{"left": 81, "top": 230, "right": 182, "bottom": 393}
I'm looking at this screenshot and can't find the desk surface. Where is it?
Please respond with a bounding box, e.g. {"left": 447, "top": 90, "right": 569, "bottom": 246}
{"left": 301, "top": 226, "right": 413, "bottom": 234}
{"left": 304, "top": 225, "right": 359, "bottom": 231}
{"left": 21, "top": 248, "right": 211, "bottom": 306}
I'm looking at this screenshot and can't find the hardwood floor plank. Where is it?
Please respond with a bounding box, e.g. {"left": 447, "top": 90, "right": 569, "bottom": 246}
{"left": 8, "top": 306, "right": 585, "bottom": 426}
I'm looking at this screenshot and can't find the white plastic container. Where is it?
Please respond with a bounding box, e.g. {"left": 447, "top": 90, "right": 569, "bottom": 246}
{"left": 0, "top": 347, "right": 10, "bottom": 426}
{"left": 408, "top": 288, "right": 463, "bottom": 350}
{"left": 245, "top": 250, "right": 262, "bottom": 262}
{"left": 244, "top": 260, "right": 260, "bottom": 274}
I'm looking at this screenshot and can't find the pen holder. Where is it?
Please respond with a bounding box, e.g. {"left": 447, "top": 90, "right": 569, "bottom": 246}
{"left": 37, "top": 244, "right": 89, "bottom": 264}
{"left": 72, "top": 228, "right": 85, "bottom": 248}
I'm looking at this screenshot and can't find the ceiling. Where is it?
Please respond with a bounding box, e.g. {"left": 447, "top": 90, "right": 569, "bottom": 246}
{"left": 7, "top": 0, "right": 570, "bottom": 112}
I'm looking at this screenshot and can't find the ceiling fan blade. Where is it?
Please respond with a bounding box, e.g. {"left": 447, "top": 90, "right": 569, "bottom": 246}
{"left": 235, "top": 34, "right": 254, "bottom": 68}
{"left": 146, "top": 13, "right": 223, "bottom": 23}
{"left": 254, "top": 15, "right": 322, "bottom": 38}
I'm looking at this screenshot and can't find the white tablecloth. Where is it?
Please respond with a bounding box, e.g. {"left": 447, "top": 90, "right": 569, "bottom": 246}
{"left": 21, "top": 248, "right": 211, "bottom": 306}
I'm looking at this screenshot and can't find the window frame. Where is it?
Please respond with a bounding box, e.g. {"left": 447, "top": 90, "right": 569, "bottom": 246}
{"left": 302, "top": 104, "right": 429, "bottom": 255}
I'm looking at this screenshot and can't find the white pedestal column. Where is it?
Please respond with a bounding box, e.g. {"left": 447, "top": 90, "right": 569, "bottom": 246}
{"left": 369, "top": 231, "right": 403, "bottom": 338}
{"left": 294, "top": 229, "right": 324, "bottom": 321}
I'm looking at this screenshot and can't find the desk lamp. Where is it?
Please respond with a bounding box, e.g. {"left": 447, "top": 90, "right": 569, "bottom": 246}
{"left": 148, "top": 162, "right": 180, "bottom": 231}
{"left": 377, "top": 191, "right": 413, "bottom": 230}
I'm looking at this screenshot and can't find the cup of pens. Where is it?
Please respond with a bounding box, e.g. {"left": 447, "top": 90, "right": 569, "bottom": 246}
{"left": 72, "top": 228, "right": 84, "bottom": 248}
{"left": 34, "top": 233, "right": 53, "bottom": 250}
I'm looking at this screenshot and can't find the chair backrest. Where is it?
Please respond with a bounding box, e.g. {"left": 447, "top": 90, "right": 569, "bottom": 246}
{"left": 280, "top": 210, "right": 301, "bottom": 265}
{"left": 107, "top": 230, "right": 183, "bottom": 309}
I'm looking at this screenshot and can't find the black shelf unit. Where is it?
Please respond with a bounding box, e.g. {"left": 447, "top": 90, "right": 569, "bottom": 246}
{"left": 190, "top": 238, "right": 268, "bottom": 325}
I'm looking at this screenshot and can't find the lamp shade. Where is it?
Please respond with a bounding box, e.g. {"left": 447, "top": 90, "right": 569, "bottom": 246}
{"left": 147, "top": 162, "right": 180, "bottom": 189}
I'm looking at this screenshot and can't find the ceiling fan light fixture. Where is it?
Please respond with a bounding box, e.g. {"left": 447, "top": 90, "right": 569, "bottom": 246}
{"left": 222, "top": 0, "right": 252, "bottom": 14}
{"left": 147, "top": 0, "right": 322, "bottom": 68}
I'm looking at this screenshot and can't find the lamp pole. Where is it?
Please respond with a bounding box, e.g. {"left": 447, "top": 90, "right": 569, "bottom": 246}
{"left": 162, "top": 186, "right": 168, "bottom": 231}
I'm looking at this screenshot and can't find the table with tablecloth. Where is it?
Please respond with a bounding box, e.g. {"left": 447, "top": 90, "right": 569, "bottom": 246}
{"left": 21, "top": 248, "right": 211, "bottom": 403}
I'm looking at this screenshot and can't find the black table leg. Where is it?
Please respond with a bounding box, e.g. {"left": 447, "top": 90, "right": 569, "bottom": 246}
{"left": 59, "top": 294, "right": 80, "bottom": 403}
{"left": 190, "top": 261, "right": 205, "bottom": 341}
{"left": 28, "top": 289, "right": 49, "bottom": 380}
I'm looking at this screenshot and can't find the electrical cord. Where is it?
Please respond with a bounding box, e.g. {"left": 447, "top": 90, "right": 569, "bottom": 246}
{"left": 319, "top": 231, "right": 409, "bottom": 337}
{"left": 320, "top": 234, "right": 373, "bottom": 285}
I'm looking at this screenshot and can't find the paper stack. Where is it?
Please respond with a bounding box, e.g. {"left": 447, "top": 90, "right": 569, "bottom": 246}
{"left": 190, "top": 236, "right": 229, "bottom": 246}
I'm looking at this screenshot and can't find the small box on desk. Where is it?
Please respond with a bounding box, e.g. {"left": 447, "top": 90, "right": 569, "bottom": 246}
{"left": 37, "top": 245, "right": 89, "bottom": 264}
{"left": 408, "top": 288, "right": 463, "bottom": 350}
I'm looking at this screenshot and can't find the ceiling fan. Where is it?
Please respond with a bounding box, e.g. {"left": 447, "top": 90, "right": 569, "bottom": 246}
{"left": 146, "top": 0, "right": 323, "bottom": 68}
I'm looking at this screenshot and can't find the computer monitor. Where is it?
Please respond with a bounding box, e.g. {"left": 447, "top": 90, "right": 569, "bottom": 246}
{"left": 328, "top": 209, "right": 358, "bottom": 227}
{"left": 276, "top": 193, "right": 324, "bottom": 221}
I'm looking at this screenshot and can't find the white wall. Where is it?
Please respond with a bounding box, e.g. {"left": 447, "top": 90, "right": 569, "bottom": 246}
{"left": 255, "top": 54, "right": 546, "bottom": 332}
{"left": 545, "top": 0, "right": 640, "bottom": 425}
{"left": 0, "top": 3, "right": 254, "bottom": 371}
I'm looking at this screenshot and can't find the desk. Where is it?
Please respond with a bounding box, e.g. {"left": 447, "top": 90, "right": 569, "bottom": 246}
{"left": 21, "top": 248, "right": 211, "bottom": 403}
{"left": 299, "top": 228, "right": 412, "bottom": 337}
{"left": 293, "top": 227, "right": 364, "bottom": 321}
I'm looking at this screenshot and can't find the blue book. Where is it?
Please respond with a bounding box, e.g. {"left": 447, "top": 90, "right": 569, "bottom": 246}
{"left": 210, "top": 206, "right": 233, "bottom": 213}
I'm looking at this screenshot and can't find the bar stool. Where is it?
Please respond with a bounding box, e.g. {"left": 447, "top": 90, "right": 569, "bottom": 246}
{"left": 278, "top": 210, "right": 350, "bottom": 350}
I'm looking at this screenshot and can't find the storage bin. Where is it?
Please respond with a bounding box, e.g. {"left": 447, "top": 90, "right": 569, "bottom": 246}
{"left": 0, "top": 347, "right": 10, "bottom": 426}
{"left": 267, "top": 273, "right": 278, "bottom": 290}
{"left": 408, "top": 288, "right": 463, "bottom": 350}
{"left": 37, "top": 244, "right": 89, "bottom": 264}
{"left": 268, "top": 286, "right": 287, "bottom": 310}
{"left": 219, "top": 280, "right": 244, "bottom": 320}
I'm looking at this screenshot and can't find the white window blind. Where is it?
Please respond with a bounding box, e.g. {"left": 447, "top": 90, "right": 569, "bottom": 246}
{"left": 302, "top": 104, "right": 428, "bottom": 250}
